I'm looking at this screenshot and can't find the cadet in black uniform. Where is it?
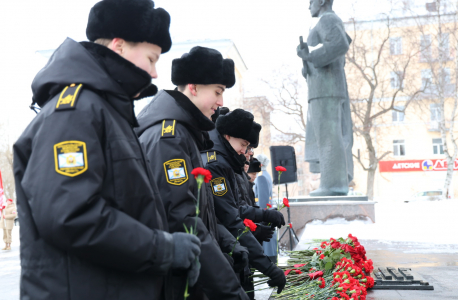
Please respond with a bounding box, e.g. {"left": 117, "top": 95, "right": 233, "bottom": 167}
{"left": 136, "top": 46, "right": 249, "bottom": 300}
{"left": 202, "top": 109, "right": 287, "bottom": 298}
{"left": 13, "top": 1, "right": 201, "bottom": 299}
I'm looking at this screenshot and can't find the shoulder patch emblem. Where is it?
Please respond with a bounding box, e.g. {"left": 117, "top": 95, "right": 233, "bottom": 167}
{"left": 56, "top": 83, "right": 83, "bottom": 111}
{"left": 161, "top": 120, "right": 176, "bottom": 138}
{"left": 54, "top": 141, "right": 88, "bottom": 177}
{"left": 206, "top": 151, "right": 217, "bottom": 163}
{"left": 163, "top": 159, "right": 188, "bottom": 185}
{"left": 210, "top": 177, "right": 228, "bottom": 196}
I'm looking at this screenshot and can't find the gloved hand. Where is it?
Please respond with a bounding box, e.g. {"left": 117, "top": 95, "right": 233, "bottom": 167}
{"left": 171, "top": 233, "right": 201, "bottom": 286}
{"left": 264, "top": 264, "right": 286, "bottom": 294}
{"left": 232, "top": 243, "right": 249, "bottom": 273}
{"left": 252, "top": 223, "right": 274, "bottom": 242}
{"left": 262, "top": 209, "right": 285, "bottom": 229}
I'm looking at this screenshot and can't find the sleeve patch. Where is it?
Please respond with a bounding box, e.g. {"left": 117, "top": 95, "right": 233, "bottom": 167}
{"left": 161, "top": 120, "right": 176, "bottom": 138}
{"left": 210, "top": 177, "right": 228, "bottom": 196}
{"left": 54, "top": 141, "right": 88, "bottom": 177}
{"left": 55, "top": 83, "right": 83, "bottom": 111}
{"left": 206, "top": 151, "right": 217, "bottom": 163}
{"left": 163, "top": 159, "right": 188, "bottom": 185}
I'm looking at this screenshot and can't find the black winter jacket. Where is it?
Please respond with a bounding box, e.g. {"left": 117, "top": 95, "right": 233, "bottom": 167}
{"left": 13, "top": 39, "right": 174, "bottom": 300}
{"left": 136, "top": 90, "right": 248, "bottom": 300}
{"left": 202, "top": 130, "right": 274, "bottom": 274}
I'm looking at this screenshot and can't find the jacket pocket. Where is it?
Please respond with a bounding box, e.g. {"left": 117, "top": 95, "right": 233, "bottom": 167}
{"left": 109, "top": 139, "right": 151, "bottom": 215}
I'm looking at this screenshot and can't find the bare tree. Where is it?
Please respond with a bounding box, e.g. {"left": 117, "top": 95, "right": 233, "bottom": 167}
{"left": 345, "top": 14, "right": 425, "bottom": 199}
{"left": 260, "top": 69, "right": 307, "bottom": 145}
{"left": 0, "top": 123, "right": 15, "bottom": 200}
{"left": 409, "top": 0, "right": 458, "bottom": 199}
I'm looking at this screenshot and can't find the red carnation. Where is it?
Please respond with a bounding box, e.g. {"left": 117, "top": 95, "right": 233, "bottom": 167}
{"left": 243, "top": 219, "right": 257, "bottom": 231}
{"left": 289, "top": 223, "right": 293, "bottom": 228}
{"left": 275, "top": 166, "right": 287, "bottom": 172}
{"left": 318, "top": 277, "right": 326, "bottom": 288}
{"left": 308, "top": 271, "right": 324, "bottom": 279}
{"left": 191, "top": 167, "right": 212, "bottom": 183}
{"left": 283, "top": 198, "right": 290, "bottom": 207}
{"left": 319, "top": 254, "right": 325, "bottom": 259}
{"left": 266, "top": 203, "right": 272, "bottom": 208}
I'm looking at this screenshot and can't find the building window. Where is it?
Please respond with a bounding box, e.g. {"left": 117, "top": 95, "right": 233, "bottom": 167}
{"left": 392, "top": 106, "right": 405, "bottom": 123}
{"left": 393, "top": 140, "right": 406, "bottom": 156}
{"left": 439, "top": 68, "right": 451, "bottom": 85}
{"left": 421, "top": 69, "right": 433, "bottom": 90}
{"left": 390, "top": 37, "right": 402, "bottom": 55}
{"left": 390, "top": 71, "right": 404, "bottom": 89}
{"left": 439, "top": 33, "right": 450, "bottom": 60}
{"left": 430, "top": 103, "right": 441, "bottom": 121}
{"left": 420, "top": 35, "right": 432, "bottom": 61}
{"left": 432, "top": 138, "right": 444, "bottom": 155}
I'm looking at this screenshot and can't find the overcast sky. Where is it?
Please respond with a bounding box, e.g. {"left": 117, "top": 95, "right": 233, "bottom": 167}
{"left": 0, "top": 0, "right": 395, "bottom": 142}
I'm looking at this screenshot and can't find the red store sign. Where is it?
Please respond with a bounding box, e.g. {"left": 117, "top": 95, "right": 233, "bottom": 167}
{"left": 379, "top": 159, "right": 458, "bottom": 172}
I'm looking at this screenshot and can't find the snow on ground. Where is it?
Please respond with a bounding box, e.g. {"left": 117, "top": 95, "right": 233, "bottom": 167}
{"left": 296, "top": 199, "right": 458, "bottom": 249}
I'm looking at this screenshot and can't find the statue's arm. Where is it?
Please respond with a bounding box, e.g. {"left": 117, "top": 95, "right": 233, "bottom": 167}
{"left": 309, "top": 17, "right": 350, "bottom": 69}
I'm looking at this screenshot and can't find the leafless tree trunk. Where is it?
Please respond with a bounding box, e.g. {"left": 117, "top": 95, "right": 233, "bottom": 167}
{"left": 410, "top": 0, "right": 458, "bottom": 199}
{"left": 346, "top": 14, "right": 425, "bottom": 199}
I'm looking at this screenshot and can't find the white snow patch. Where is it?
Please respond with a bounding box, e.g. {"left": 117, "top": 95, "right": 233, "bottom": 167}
{"left": 296, "top": 199, "right": 458, "bottom": 248}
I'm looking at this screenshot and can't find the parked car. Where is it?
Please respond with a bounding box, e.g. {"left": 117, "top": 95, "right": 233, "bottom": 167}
{"left": 405, "top": 190, "right": 443, "bottom": 203}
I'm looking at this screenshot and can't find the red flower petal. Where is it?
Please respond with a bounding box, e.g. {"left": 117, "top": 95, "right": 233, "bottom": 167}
{"left": 283, "top": 198, "right": 290, "bottom": 207}
{"left": 275, "top": 166, "right": 287, "bottom": 172}
{"left": 243, "top": 219, "right": 257, "bottom": 231}
{"left": 191, "top": 167, "right": 212, "bottom": 183}
{"left": 266, "top": 203, "right": 272, "bottom": 208}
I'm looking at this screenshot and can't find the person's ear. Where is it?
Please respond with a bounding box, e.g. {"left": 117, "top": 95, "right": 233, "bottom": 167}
{"left": 320, "top": 0, "right": 326, "bottom": 6}
{"left": 224, "top": 134, "right": 230, "bottom": 142}
{"left": 188, "top": 84, "right": 198, "bottom": 96}
{"left": 110, "top": 38, "right": 125, "bottom": 55}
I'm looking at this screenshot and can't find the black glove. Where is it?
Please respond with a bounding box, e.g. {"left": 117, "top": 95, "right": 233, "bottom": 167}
{"left": 232, "top": 243, "right": 249, "bottom": 273}
{"left": 223, "top": 253, "right": 234, "bottom": 268}
{"left": 171, "top": 233, "right": 201, "bottom": 286}
{"left": 252, "top": 223, "right": 274, "bottom": 242}
{"left": 264, "top": 264, "right": 286, "bottom": 294}
{"left": 262, "top": 209, "right": 285, "bottom": 228}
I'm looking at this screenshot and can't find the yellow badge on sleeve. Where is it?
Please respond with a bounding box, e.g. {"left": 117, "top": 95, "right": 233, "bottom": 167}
{"left": 54, "top": 141, "right": 88, "bottom": 177}
{"left": 210, "top": 177, "right": 228, "bottom": 196}
{"left": 163, "top": 159, "right": 188, "bottom": 185}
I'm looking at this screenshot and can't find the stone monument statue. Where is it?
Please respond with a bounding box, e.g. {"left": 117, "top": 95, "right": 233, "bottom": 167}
{"left": 296, "top": 0, "right": 354, "bottom": 196}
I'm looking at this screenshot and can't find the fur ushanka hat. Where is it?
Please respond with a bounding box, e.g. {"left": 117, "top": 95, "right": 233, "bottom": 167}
{"left": 172, "top": 46, "right": 235, "bottom": 88}
{"left": 248, "top": 158, "right": 262, "bottom": 173}
{"left": 86, "top": 0, "right": 172, "bottom": 53}
{"left": 216, "top": 109, "right": 262, "bottom": 145}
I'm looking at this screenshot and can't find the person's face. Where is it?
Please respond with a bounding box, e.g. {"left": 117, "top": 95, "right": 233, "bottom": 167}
{"left": 225, "top": 135, "right": 249, "bottom": 155}
{"left": 248, "top": 172, "right": 257, "bottom": 182}
{"left": 190, "top": 84, "right": 225, "bottom": 119}
{"left": 111, "top": 38, "right": 162, "bottom": 78}
{"left": 309, "top": 0, "right": 323, "bottom": 18}
{"left": 244, "top": 164, "right": 249, "bottom": 173}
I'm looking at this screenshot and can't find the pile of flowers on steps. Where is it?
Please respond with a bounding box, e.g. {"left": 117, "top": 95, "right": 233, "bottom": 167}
{"left": 254, "top": 234, "right": 374, "bottom": 300}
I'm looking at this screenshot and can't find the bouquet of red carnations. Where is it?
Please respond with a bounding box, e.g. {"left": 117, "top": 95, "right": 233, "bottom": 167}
{"left": 254, "top": 234, "right": 374, "bottom": 300}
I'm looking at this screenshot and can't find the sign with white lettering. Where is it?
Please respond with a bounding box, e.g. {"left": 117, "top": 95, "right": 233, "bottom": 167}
{"left": 379, "top": 159, "right": 458, "bottom": 172}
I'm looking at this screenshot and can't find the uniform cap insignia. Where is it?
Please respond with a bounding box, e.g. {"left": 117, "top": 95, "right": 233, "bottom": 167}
{"left": 163, "top": 159, "right": 188, "bottom": 185}
{"left": 54, "top": 140, "right": 88, "bottom": 177}
{"left": 210, "top": 177, "right": 228, "bottom": 196}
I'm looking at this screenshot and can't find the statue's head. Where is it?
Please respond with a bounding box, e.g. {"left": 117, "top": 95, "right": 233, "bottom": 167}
{"left": 309, "top": 0, "right": 333, "bottom": 18}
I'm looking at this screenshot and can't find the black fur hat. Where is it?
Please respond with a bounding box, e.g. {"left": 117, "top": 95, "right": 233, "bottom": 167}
{"left": 248, "top": 158, "right": 262, "bottom": 173}
{"left": 211, "top": 107, "right": 230, "bottom": 123}
{"left": 172, "top": 47, "right": 235, "bottom": 88}
{"left": 86, "top": 0, "right": 172, "bottom": 53}
{"left": 216, "top": 109, "right": 262, "bottom": 145}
